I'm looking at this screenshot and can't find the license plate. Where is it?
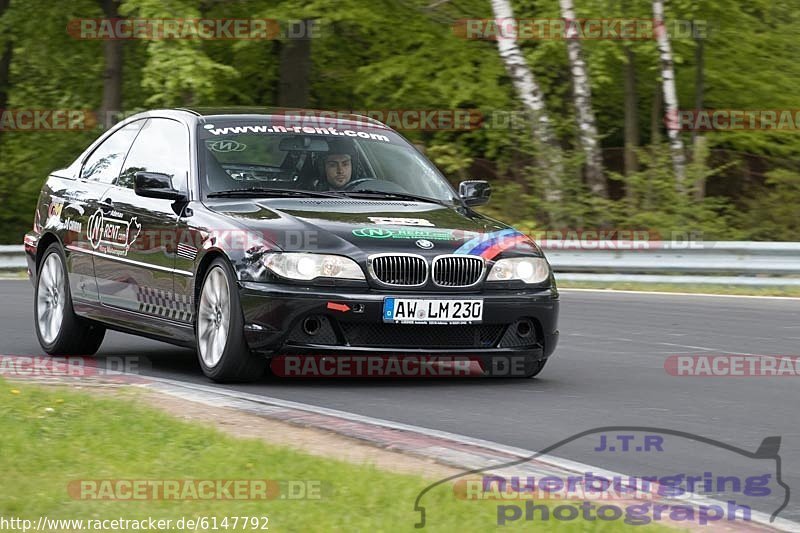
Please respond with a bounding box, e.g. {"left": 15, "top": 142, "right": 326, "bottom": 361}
{"left": 382, "top": 298, "right": 483, "bottom": 324}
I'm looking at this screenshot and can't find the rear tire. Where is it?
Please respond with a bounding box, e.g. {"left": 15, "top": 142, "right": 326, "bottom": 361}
{"left": 34, "top": 243, "right": 105, "bottom": 355}
{"left": 196, "top": 258, "right": 265, "bottom": 383}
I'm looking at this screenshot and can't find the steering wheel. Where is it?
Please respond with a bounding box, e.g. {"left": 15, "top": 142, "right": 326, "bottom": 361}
{"left": 343, "top": 178, "right": 377, "bottom": 190}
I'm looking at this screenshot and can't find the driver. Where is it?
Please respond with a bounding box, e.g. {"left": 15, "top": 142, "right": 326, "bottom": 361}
{"left": 317, "top": 140, "right": 355, "bottom": 190}
{"left": 324, "top": 152, "right": 352, "bottom": 189}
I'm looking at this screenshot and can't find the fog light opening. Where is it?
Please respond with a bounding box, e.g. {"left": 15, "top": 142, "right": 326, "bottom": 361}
{"left": 516, "top": 320, "right": 534, "bottom": 339}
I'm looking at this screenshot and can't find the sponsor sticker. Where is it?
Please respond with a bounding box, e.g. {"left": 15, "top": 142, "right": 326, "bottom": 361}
{"left": 87, "top": 208, "right": 141, "bottom": 256}
{"left": 46, "top": 198, "right": 64, "bottom": 227}
{"left": 64, "top": 218, "right": 82, "bottom": 234}
{"left": 204, "top": 123, "right": 392, "bottom": 142}
{"left": 45, "top": 197, "right": 83, "bottom": 233}
{"left": 351, "top": 227, "right": 457, "bottom": 241}
{"left": 367, "top": 217, "right": 434, "bottom": 226}
{"left": 207, "top": 139, "right": 247, "bottom": 152}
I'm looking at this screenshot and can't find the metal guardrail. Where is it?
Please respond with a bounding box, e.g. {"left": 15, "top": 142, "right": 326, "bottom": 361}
{"left": 2, "top": 242, "right": 800, "bottom": 285}
{"left": 540, "top": 241, "right": 800, "bottom": 286}
{"left": 0, "top": 245, "right": 26, "bottom": 271}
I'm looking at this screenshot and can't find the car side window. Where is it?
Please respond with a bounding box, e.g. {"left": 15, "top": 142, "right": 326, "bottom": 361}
{"left": 117, "top": 118, "right": 190, "bottom": 191}
{"left": 80, "top": 121, "right": 144, "bottom": 183}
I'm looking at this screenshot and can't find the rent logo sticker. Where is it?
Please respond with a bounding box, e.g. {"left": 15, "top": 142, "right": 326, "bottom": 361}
{"left": 351, "top": 228, "right": 458, "bottom": 241}
{"left": 86, "top": 208, "right": 141, "bottom": 256}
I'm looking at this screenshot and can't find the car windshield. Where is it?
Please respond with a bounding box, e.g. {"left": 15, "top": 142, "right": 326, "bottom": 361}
{"left": 197, "top": 118, "right": 459, "bottom": 204}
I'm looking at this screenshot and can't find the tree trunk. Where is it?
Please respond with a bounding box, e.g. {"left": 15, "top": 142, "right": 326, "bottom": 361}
{"left": 623, "top": 45, "right": 639, "bottom": 177}
{"left": 100, "top": 0, "right": 123, "bottom": 129}
{"left": 645, "top": 82, "right": 662, "bottom": 208}
{"left": 490, "top": 0, "right": 562, "bottom": 203}
{"left": 559, "top": 0, "right": 606, "bottom": 198}
{"left": 653, "top": 0, "right": 686, "bottom": 185}
{"left": 277, "top": 20, "right": 312, "bottom": 108}
{"left": 692, "top": 24, "right": 705, "bottom": 200}
{"left": 650, "top": 82, "right": 662, "bottom": 145}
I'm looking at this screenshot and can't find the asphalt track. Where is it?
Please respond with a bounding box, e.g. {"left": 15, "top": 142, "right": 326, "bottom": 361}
{"left": 2, "top": 279, "right": 799, "bottom": 522}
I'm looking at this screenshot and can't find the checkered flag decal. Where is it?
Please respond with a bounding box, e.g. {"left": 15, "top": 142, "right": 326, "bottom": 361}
{"left": 137, "top": 287, "right": 194, "bottom": 322}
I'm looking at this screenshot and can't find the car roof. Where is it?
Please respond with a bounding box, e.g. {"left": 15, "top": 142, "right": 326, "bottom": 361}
{"left": 176, "top": 106, "right": 387, "bottom": 128}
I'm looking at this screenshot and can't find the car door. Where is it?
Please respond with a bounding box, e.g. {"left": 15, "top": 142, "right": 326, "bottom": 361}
{"left": 68, "top": 120, "right": 145, "bottom": 304}
{"left": 94, "top": 118, "right": 191, "bottom": 321}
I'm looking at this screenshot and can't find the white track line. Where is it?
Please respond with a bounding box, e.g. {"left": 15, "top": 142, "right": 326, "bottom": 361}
{"left": 560, "top": 288, "right": 800, "bottom": 301}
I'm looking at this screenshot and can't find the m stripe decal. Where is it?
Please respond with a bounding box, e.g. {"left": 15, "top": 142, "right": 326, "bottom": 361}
{"left": 454, "top": 229, "right": 530, "bottom": 260}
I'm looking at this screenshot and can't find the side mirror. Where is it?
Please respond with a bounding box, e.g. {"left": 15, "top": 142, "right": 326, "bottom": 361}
{"left": 459, "top": 180, "right": 491, "bottom": 206}
{"left": 134, "top": 172, "right": 186, "bottom": 201}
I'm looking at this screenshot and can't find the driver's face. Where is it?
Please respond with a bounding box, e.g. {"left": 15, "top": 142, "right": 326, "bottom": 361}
{"left": 325, "top": 154, "right": 352, "bottom": 188}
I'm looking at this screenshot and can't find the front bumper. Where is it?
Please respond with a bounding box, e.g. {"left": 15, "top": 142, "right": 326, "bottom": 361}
{"left": 239, "top": 281, "right": 559, "bottom": 361}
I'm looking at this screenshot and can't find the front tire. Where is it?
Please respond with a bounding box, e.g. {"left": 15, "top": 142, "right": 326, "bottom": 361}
{"left": 196, "top": 258, "right": 265, "bottom": 382}
{"left": 34, "top": 243, "right": 105, "bottom": 355}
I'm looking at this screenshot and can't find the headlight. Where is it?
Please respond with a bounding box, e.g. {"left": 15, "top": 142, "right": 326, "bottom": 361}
{"left": 487, "top": 257, "right": 550, "bottom": 284}
{"left": 262, "top": 253, "right": 365, "bottom": 281}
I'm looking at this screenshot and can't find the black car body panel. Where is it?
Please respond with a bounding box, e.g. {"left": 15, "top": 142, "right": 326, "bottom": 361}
{"left": 25, "top": 108, "right": 559, "bottom": 370}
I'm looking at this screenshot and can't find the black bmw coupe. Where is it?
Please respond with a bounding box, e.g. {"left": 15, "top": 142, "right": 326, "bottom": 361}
{"left": 24, "top": 108, "right": 559, "bottom": 382}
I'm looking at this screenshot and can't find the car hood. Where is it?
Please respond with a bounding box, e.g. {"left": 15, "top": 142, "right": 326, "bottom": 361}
{"left": 205, "top": 198, "right": 540, "bottom": 259}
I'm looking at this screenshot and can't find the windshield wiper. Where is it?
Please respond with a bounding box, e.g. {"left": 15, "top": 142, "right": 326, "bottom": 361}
{"left": 207, "top": 188, "right": 345, "bottom": 199}
{"left": 339, "top": 191, "right": 453, "bottom": 206}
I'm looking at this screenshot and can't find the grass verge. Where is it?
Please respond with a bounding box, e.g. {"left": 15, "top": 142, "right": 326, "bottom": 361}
{"left": 0, "top": 269, "right": 27, "bottom": 280}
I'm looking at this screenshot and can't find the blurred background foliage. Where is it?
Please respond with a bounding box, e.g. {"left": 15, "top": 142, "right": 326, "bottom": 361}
{"left": 0, "top": 0, "right": 799, "bottom": 242}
